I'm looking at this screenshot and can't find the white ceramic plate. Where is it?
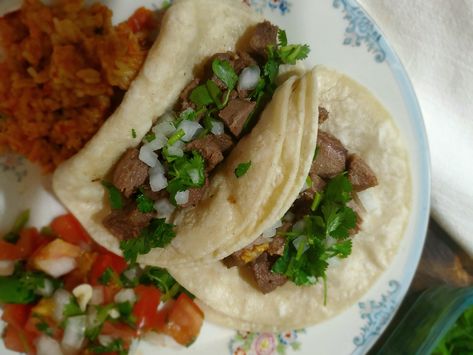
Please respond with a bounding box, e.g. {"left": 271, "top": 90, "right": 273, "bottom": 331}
{"left": 0, "top": 0, "right": 430, "bottom": 354}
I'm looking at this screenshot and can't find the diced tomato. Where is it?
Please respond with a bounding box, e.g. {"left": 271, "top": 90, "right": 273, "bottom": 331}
{"left": 0, "top": 240, "right": 22, "bottom": 260}
{"left": 101, "top": 320, "right": 137, "bottom": 341}
{"left": 127, "top": 7, "right": 156, "bottom": 33}
{"left": 164, "top": 294, "right": 204, "bottom": 346}
{"left": 133, "top": 285, "right": 161, "bottom": 332}
{"left": 63, "top": 251, "right": 97, "bottom": 291}
{"left": 16, "top": 228, "right": 51, "bottom": 259}
{"left": 24, "top": 313, "right": 62, "bottom": 340}
{"left": 3, "top": 325, "right": 35, "bottom": 354}
{"left": 2, "top": 304, "right": 32, "bottom": 330}
{"left": 101, "top": 284, "right": 121, "bottom": 304}
{"left": 88, "top": 251, "right": 127, "bottom": 286}
{"left": 50, "top": 214, "right": 92, "bottom": 248}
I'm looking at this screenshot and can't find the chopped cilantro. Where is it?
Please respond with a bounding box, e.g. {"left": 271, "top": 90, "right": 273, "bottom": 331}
{"left": 179, "top": 108, "right": 197, "bottom": 121}
{"left": 166, "top": 151, "right": 206, "bottom": 204}
{"left": 101, "top": 181, "right": 123, "bottom": 210}
{"left": 35, "top": 320, "right": 53, "bottom": 337}
{"left": 3, "top": 210, "right": 30, "bottom": 243}
{"left": 212, "top": 59, "right": 238, "bottom": 91}
{"left": 116, "top": 301, "right": 135, "bottom": 327}
{"left": 189, "top": 85, "right": 213, "bottom": 108}
{"left": 234, "top": 161, "right": 252, "bottom": 178}
{"left": 167, "top": 128, "right": 185, "bottom": 146}
{"left": 144, "top": 132, "right": 156, "bottom": 143}
{"left": 89, "top": 338, "right": 127, "bottom": 355}
{"left": 278, "top": 29, "right": 288, "bottom": 46}
{"left": 63, "top": 297, "right": 83, "bottom": 317}
{"left": 136, "top": 189, "right": 155, "bottom": 213}
{"left": 85, "top": 304, "right": 115, "bottom": 340}
{"left": 272, "top": 174, "right": 356, "bottom": 294}
{"left": 120, "top": 218, "right": 176, "bottom": 263}
{"left": 131, "top": 128, "right": 137, "bottom": 139}
{"left": 98, "top": 267, "right": 115, "bottom": 286}
{"left": 139, "top": 266, "right": 190, "bottom": 301}
{"left": 206, "top": 80, "right": 223, "bottom": 108}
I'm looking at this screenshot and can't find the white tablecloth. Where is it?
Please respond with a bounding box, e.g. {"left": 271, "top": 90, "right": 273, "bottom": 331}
{"left": 359, "top": 0, "right": 473, "bottom": 256}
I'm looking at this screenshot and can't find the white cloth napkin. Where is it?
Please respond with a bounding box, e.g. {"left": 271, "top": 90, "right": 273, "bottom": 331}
{"left": 358, "top": 0, "right": 473, "bottom": 256}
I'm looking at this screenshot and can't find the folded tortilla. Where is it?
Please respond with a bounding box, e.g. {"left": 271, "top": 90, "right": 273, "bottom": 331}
{"left": 167, "top": 66, "right": 412, "bottom": 331}
{"left": 52, "top": 0, "right": 319, "bottom": 266}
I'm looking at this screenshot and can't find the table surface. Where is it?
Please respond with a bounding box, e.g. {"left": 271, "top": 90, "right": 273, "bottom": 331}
{"left": 369, "top": 218, "right": 473, "bottom": 353}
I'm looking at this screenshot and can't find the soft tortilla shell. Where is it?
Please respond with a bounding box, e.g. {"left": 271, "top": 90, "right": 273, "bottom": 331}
{"left": 168, "top": 66, "right": 411, "bottom": 331}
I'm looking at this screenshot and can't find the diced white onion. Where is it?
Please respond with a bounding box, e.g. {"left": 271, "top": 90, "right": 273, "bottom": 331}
{"left": 0, "top": 260, "right": 15, "bottom": 276}
{"left": 149, "top": 160, "right": 167, "bottom": 192}
{"left": 157, "top": 111, "right": 175, "bottom": 124}
{"left": 86, "top": 306, "right": 98, "bottom": 329}
{"left": 98, "top": 335, "right": 114, "bottom": 347}
{"left": 188, "top": 169, "right": 200, "bottom": 185}
{"left": 36, "top": 278, "right": 54, "bottom": 297}
{"left": 238, "top": 65, "right": 261, "bottom": 91}
{"left": 108, "top": 309, "right": 120, "bottom": 319}
{"left": 210, "top": 120, "right": 225, "bottom": 135}
{"left": 62, "top": 315, "right": 86, "bottom": 353}
{"left": 154, "top": 198, "right": 176, "bottom": 220}
{"left": 153, "top": 121, "right": 175, "bottom": 137}
{"left": 114, "top": 289, "right": 136, "bottom": 304}
{"left": 326, "top": 236, "right": 337, "bottom": 247}
{"left": 139, "top": 145, "right": 158, "bottom": 167}
{"left": 36, "top": 335, "right": 63, "bottom": 355}
{"left": 175, "top": 190, "right": 190, "bottom": 205}
{"left": 144, "top": 332, "right": 183, "bottom": 349}
{"left": 177, "top": 120, "right": 203, "bottom": 142}
{"left": 262, "top": 219, "right": 283, "bottom": 238}
{"left": 166, "top": 145, "right": 184, "bottom": 157}
{"left": 53, "top": 289, "right": 72, "bottom": 322}
{"left": 283, "top": 211, "right": 295, "bottom": 223}
{"left": 144, "top": 133, "right": 168, "bottom": 151}
{"left": 37, "top": 256, "right": 77, "bottom": 278}
{"left": 292, "top": 235, "right": 309, "bottom": 255}
{"left": 171, "top": 139, "right": 185, "bottom": 149}
{"left": 90, "top": 287, "right": 104, "bottom": 306}
{"left": 72, "top": 284, "right": 93, "bottom": 312}
{"left": 123, "top": 267, "right": 140, "bottom": 282}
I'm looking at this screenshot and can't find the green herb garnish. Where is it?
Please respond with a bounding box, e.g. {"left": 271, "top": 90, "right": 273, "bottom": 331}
{"left": 167, "top": 128, "right": 185, "bottom": 146}
{"left": 120, "top": 218, "right": 176, "bottom": 263}
{"left": 234, "top": 161, "right": 252, "bottom": 178}
{"left": 189, "top": 85, "right": 214, "bottom": 108}
{"left": 98, "top": 267, "right": 116, "bottom": 286}
{"left": 101, "top": 181, "right": 123, "bottom": 210}
{"left": 212, "top": 60, "right": 238, "bottom": 90}
{"left": 144, "top": 132, "right": 156, "bottom": 143}
{"left": 3, "top": 210, "right": 30, "bottom": 243}
{"left": 85, "top": 304, "right": 115, "bottom": 340}
{"left": 36, "top": 320, "right": 53, "bottom": 337}
{"left": 131, "top": 128, "right": 137, "bottom": 139}
{"left": 63, "top": 297, "right": 84, "bottom": 317}
{"left": 139, "top": 266, "right": 192, "bottom": 302}
{"left": 272, "top": 174, "right": 356, "bottom": 301}
{"left": 136, "top": 189, "right": 155, "bottom": 213}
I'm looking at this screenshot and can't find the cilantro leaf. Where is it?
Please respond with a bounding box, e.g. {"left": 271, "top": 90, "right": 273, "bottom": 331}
{"left": 85, "top": 304, "right": 115, "bottom": 340}
{"left": 136, "top": 190, "right": 155, "bottom": 213}
{"left": 120, "top": 218, "right": 176, "bottom": 263}
{"left": 212, "top": 59, "right": 238, "bottom": 90}
{"left": 131, "top": 128, "right": 137, "bottom": 138}
{"left": 234, "top": 161, "right": 252, "bottom": 178}
{"left": 139, "top": 266, "right": 192, "bottom": 301}
{"left": 190, "top": 85, "right": 213, "bottom": 108}
{"left": 63, "top": 297, "right": 83, "bottom": 317}
{"left": 206, "top": 80, "right": 223, "bottom": 108}
{"left": 89, "top": 338, "right": 127, "bottom": 355}
{"left": 179, "top": 108, "right": 197, "bottom": 121}
{"left": 278, "top": 44, "right": 310, "bottom": 65}
{"left": 144, "top": 132, "right": 156, "bottom": 143}
{"left": 98, "top": 267, "right": 115, "bottom": 286}
{"left": 278, "top": 29, "right": 288, "bottom": 47}
{"left": 36, "top": 320, "right": 53, "bottom": 337}
{"left": 167, "top": 128, "right": 185, "bottom": 146}
{"left": 101, "top": 181, "right": 123, "bottom": 210}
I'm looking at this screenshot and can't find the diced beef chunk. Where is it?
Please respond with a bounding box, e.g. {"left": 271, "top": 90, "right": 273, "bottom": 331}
{"left": 318, "top": 106, "right": 329, "bottom": 124}
{"left": 179, "top": 78, "right": 200, "bottom": 110}
{"left": 219, "top": 98, "right": 256, "bottom": 137}
{"left": 234, "top": 51, "right": 257, "bottom": 73}
{"left": 103, "top": 203, "right": 153, "bottom": 240}
{"left": 140, "top": 184, "right": 169, "bottom": 201}
{"left": 300, "top": 174, "right": 326, "bottom": 201}
{"left": 185, "top": 134, "right": 233, "bottom": 172}
{"left": 112, "top": 148, "right": 149, "bottom": 198}
{"left": 249, "top": 21, "right": 278, "bottom": 58}
{"left": 250, "top": 252, "right": 288, "bottom": 294}
{"left": 267, "top": 236, "right": 286, "bottom": 256}
{"left": 222, "top": 236, "right": 269, "bottom": 268}
{"left": 348, "top": 199, "right": 364, "bottom": 235}
{"left": 347, "top": 154, "right": 378, "bottom": 192}
{"left": 311, "top": 131, "right": 347, "bottom": 178}
{"left": 179, "top": 175, "right": 210, "bottom": 208}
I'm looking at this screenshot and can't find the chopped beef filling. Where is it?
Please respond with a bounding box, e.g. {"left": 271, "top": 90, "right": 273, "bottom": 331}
{"left": 112, "top": 148, "right": 149, "bottom": 198}
{"left": 312, "top": 131, "right": 347, "bottom": 178}
{"left": 103, "top": 202, "right": 154, "bottom": 240}
{"left": 179, "top": 78, "right": 200, "bottom": 111}
{"left": 318, "top": 106, "right": 329, "bottom": 124}
{"left": 347, "top": 154, "right": 378, "bottom": 192}
{"left": 250, "top": 252, "right": 288, "bottom": 294}
{"left": 219, "top": 98, "right": 256, "bottom": 137}
{"left": 185, "top": 133, "right": 233, "bottom": 171}
{"left": 249, "top": 21, "right": 279, "bottom": 58}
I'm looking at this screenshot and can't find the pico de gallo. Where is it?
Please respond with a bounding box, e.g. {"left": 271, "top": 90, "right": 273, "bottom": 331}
{"left": 0, "top": 211, "right": 204, "bottom": 354}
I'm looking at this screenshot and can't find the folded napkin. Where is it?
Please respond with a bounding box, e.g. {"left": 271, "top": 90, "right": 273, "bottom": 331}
{"left": 358, "top": 0, "right": 473, "bottom": 256}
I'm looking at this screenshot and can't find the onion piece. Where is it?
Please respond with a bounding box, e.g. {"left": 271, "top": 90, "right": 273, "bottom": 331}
{"left": 154, "top": 198, "right": 176, "bottom": 220}
{"left": 167, "top": 145, "right": 184, "bottom": 158}
{"left": 114, "top": 289, "right": 136, "bottom": 304}
{"left": 36, "top": 279, "right": 54, "bottom": 297}
{"left": 188, "top": 169, "right": 201, "bottom": 185}
{"left": 98, "top": 335, "right": 114, "bottom": 347}
{"left": 0, "top": 260, "right": 15, "bottom": 276}
{"left": 144, "top": 133, "right": 168, "bottom": 151}
{"left": 210, "top": 120, "right": 225, "bottom": 135}
{"left": 153, "top": 121, "right": 175, "bottom": 137}
{"left": 262, "top": 219, "right": 283, "bottom": 238}
{"left": 175, "top": 190, "right": 190, "bottom": 205}
{"left": 53, "top": 289, "right": 72, "bottom": 323}
{"left": 177, "top": 120, "right": 203, "bottom": 142}
{"left": 292, "top": 220, "right": 305, "bottom": 233}
{"left": 139, "top": 145, "right": 158, "bottom": 167}
{"left": 62, "top": 315, "right": 86, "bottom": 353}
{"left": 36, "top": 335, "right": 63, "bottom": 355}
{"left": 292, "top": 235, "right": 309, "bottom": 255}
{"left": 72, "top": 284, "right": 93, "bottom": 312}
{"left": 90, "top": 286, "right": 104, "bottom": 306}
{"left": 149, "top": 160, "right": 167, "bottom": 192}
{"left": 238, "top": 65, "right": 261, "bottom": 91}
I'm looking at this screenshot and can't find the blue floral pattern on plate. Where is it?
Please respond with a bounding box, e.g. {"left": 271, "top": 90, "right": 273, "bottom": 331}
{"left": 229, "top": 330, "right": 304, "bottom": 355}
{"left": 0, "top": 154, "right": 28, "bottom": 183}
{"left": 246, "top": 0, "right": 291, "bottom": 15}
{"left": 332, "top": 0, "right": 386, "bottom": 62}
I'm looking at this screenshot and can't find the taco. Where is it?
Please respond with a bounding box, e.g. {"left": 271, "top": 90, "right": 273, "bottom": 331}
{"left": 167, "top": 66, "right": 412, "bottom": 331}
{"left": 52, "top": 0, "right": 318, "bottom": 266}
